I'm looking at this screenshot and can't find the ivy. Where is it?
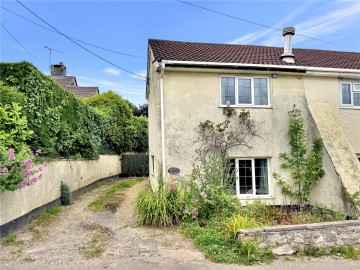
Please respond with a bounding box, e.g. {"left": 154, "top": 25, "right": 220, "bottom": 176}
{"left": 0, "top": 62, "right": 148, "bottom": 161}
{"left": 273, "top": 105, "right": 325, "bottom": 204}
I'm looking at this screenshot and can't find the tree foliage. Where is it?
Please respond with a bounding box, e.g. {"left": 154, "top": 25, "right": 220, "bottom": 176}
{"left": 273, "top": 105, "right": 325, "bottom": 204}
{"left": 84, "top": 91, "right": 148, "bottom": 154}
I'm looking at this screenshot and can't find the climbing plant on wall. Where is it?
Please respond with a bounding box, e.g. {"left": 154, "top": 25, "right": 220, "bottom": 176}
{"left": 273, "top": 105, "right": 325, "bottom": 204}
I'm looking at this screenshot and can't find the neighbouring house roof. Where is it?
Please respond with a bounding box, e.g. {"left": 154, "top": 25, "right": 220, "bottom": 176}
{"left": 51, "top": 76, "right": 78, "bottom": 88}
{"left": 66, "top": 87, "right": 99, "bottom": 98}
{"left": 148, "top": 39, "right": 360, "bottom": 70}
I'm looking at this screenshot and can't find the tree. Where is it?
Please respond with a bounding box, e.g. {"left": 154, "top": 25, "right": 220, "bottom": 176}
{"left": 135, "top": 103, "right": 148, "bottom": 117}
{"left": 273, "top": 105, "right": 325, "bottom": 204}
{"left": 84, "top": 91, "right": 148, "bottom": 154}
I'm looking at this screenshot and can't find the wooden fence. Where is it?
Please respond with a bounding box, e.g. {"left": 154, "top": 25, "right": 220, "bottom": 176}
{"left": 121, "top": 153, "right": 149, "bottom": 176}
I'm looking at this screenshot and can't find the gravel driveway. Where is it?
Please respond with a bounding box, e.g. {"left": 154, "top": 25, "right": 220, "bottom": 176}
{"left": 1, "top": 178, "right": 358, "bottom": 270}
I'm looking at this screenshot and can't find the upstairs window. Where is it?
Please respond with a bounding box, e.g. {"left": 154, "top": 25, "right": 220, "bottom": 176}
{"left": 221, "top": 76, "right": 269, "bottom": 107}
{"left": 341, "top": 82, "right": 360, "bottom": 108}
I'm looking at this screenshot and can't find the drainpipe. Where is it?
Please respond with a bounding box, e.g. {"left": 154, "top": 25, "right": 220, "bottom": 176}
{"left": 160, "top": 62, "right": 166, "bottom": 178}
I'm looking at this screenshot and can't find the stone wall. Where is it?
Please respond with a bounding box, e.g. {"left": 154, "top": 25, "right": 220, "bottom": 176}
{"left": 237, "top": 220, "right": 360, "bottom": 255}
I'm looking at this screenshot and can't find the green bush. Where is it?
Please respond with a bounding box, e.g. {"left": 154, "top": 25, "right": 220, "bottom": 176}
{"left": 84, "top": 91, "right": 148, "bottom": 154}
{"left": 60, "top": 182, "right": 72, "bottom": 205}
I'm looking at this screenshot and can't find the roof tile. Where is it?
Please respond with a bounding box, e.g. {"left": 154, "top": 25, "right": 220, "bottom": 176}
{"left": 149, "top": 39, "right": 360, "bottom": 70}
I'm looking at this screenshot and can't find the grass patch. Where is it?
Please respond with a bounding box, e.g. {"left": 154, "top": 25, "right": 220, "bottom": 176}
{"left": 331, "top": 246, "right": 359, "bottom": 260}
{"left": 1, "top": 234, "right": 19, "bottom": 246}
{"left": 88, "top": 178, "right": 143, "bottom": 213}
{"left": 34, "top": 206, "right": 62, "bottom": 226}
{"left": 183, "top": 222, "right": 274, "bottom": 265}
{"left": 78, "top": 233, "right": 109, "bottom": 259}
{"left": 22, "top": 257, "right": 35, "bottom": 262}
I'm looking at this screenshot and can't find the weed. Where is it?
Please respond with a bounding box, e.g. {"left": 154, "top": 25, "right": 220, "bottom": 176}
{"left": 22, "top": 257, "right": 35, "bottom": 262}
{"left": 283, "top": 256, "right": 295, "bottom": 262}
{"left": 1, "top": 234, "right": 19, "bottom": 246}
{"left": 79, "top": 233, "right": 109, "bottom": 259}
{"left": 225, "top": 215, "right": 260, "bottom": 240}
{"left": 331, "top": 246, "right": 359, "bottom": 260}
{"left": 300, "top": 244, "right": 327, "bottom": 257}
{"left": 183, "top": 222, "right": 274, "bottom": 265}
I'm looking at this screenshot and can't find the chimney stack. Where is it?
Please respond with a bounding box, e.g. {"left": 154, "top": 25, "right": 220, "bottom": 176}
{"left": 51, "top": 62, "right": 66, "bottom": 76}
{"left": 281, "top": 27, "right": 295, "bottom": 63}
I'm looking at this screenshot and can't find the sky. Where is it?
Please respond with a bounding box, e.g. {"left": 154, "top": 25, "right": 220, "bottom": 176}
{"left": 1, "top": 0, "right": 360, "bottom": 106}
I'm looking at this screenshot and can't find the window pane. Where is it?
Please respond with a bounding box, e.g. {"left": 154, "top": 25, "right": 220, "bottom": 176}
{"left": 238, "top": 79, "right": 252, "bottom": 104}
{"left": 354, "top": 84, "right": 360, "bottom": 92}
{"left": 254, "top": 159, "right": 269, "bottom": 195}
{"left": 225, "top": 159, "right": 236, "bottom": 194}
{"left": 254, "top": 78, "right": 268, "bottom": 105}
{"left": 354, "top": 93, "right": 360, "bottom": 106}
{"left": 342, "top": 84, "right": 351, "bottom": 105}
{"left": 238, "top": 160, "right": 253, "bottom": 194}
{"left": 221, "top": 77, "right": 235, "bottom": 105}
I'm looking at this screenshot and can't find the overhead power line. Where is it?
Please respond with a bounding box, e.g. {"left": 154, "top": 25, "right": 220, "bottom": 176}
{"left": 177, "top": 0, "right": 343, "bottom": 47}
{"left": 1, "top": 22, "right": 32, "bottom": 56}
{"left": 15, "top": 0, "right": 147, "bottom": 79}
{"left": 1, "top": 6, "right": 145, "bottom": 59}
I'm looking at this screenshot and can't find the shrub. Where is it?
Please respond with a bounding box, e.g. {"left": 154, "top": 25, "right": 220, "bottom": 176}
{"left": 60, "top": 182, "right": 72, "bottom": 205}
{"left": 0, "top": 147, "right": 47, "bottom": 191}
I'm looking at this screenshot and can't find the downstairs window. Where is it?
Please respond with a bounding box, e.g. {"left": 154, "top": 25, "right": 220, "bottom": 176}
{"left": 227, "top": 158, "right": 269, "bottom": 196}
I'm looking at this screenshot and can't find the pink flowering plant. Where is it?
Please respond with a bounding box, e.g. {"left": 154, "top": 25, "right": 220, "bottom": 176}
{"left": 0, "top": 147, "right": 47, "bottom": 191}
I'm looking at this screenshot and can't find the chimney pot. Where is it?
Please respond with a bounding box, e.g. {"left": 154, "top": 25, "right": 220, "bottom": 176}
{"left": 281, "top": 27, "right": 295, "bottom": 63}
{"left": 282, "top": 27, "right": 295, "bottom": 36}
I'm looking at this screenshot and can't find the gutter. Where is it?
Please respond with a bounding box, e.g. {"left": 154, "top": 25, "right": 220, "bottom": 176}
{"left": 160, "top": 62, "right": 166, "bottom": 178}
{"left": 159, "top": 60, "right": 360, "bottom": 76}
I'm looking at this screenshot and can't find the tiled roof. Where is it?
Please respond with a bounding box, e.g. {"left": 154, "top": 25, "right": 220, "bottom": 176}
{"left": 66, "top": 87, "right": 99, "bottom": 97}
{"left": 51, "top": 76, "right": 78, "bottom": 87}
{"left": 51, "top": 75, "right": 99, "bottom": 97}
{"left": 148, "top": 39, "right": 360, "bottom": 70}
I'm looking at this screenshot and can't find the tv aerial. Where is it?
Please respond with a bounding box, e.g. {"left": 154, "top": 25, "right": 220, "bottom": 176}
{"left": 44, "top": 46, "right": 63, "bottom": 71}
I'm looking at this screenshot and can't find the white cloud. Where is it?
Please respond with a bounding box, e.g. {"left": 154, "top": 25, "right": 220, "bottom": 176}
{"left": 293, "top": 2, "right": 360, "bottom": 45}
{"left": 228, "top": 1, "right": 313, "bottom": 45}
{"left": 260, "top": 1, "right": 360, "bottom": 47}
{"left": 104, "top": 67, "right": 121, "bottom": 76}
{"left": 227, "top": 1, "right": 360, "bottom": 49}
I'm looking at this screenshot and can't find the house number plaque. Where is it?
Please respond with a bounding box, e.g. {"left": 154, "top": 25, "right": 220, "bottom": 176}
{"left": 168, "top": 167, "right": 180, "bottom": 175}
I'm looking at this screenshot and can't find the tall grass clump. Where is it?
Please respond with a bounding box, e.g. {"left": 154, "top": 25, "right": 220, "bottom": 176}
{"left": 136, "top": 179, "right": 180, "bottom": 227}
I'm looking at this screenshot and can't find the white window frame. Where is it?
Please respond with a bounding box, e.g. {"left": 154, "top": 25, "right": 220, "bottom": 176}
{"left": 231, "top": 157, "right": 271, "bottom": 198}
{"left": 220, "top": 76, "right": 271, "bottom": 108}
{"left": 340, "top": 82, "right": 360, "bottom": 108}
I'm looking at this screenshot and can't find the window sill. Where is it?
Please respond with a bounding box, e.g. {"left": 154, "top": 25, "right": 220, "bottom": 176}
{"left": 235, "top": 195, "right": 274, "bottom": 200}
{"left": 219, "top": 105, "right": 273, "bottom": 109}
{"left": 340, "top": 106, "right": 360, "bottom": 110}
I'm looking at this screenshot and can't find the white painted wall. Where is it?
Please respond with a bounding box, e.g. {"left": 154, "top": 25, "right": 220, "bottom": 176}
{"left": 0, "top": 155, "right": 120, "bottom": 226}
{"left": 148, "top": 64, "right": 360, "bottom": 210}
